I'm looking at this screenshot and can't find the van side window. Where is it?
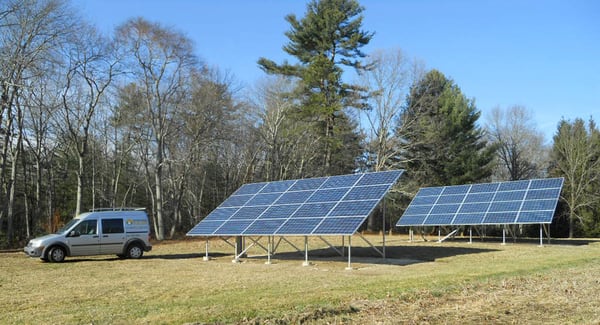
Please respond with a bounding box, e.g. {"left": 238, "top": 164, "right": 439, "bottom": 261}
{"left": 74, "top": 220, "right": 97, "bottom": 235}
{"left": 102, "top": 219, "right": 124, "bottom": 234}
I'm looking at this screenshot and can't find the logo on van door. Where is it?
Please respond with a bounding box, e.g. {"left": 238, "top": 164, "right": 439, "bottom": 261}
{"left": 126, "top": 219, "right": 147, "bottom": 225}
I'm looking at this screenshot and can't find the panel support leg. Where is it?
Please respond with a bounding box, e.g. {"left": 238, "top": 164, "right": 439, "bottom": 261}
{"left": 539, "top": 224, "right": 543, "bottom": 247}
{"left": 345, "top": 235, "right": 353, "bottom": 270}
{"left": 382, "top": 198, "right": 386, "bottom": 259}
{"left": 266, "top": 236, "right": 272, "bottom": 264}
{"left": 302, "top": 236, "right": 310, "bottom": 266}
{"left": 502, "top": 226, "right": 506, "bottom": 245}
{"left": 469, "top": 227, "right": 472, "bottom": 244}
{"left": 203, "top": 238, "right": 210, "bottom": 261}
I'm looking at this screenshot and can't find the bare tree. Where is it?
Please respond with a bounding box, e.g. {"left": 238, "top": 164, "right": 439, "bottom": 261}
{"left": 115, "top": 18, "right": 197, "bottom": 240}
{"left": 0, "top": 0, "right": 74, "bottom": 243}
{"left": 486, "top": 105, "right": 548, "bottom": 180}
{"left": 358, "top": 48, "right": 424, "bottom": 172}
{"left": 57, "top": 23, "right": 117, "bottom": 216}
{"left": 551, "top": 118, "right": 600, "bottom": 238}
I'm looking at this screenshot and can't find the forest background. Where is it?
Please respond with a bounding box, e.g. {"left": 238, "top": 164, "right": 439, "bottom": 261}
{"left": 1, "top": 0, "right": 598, "bottom": 248}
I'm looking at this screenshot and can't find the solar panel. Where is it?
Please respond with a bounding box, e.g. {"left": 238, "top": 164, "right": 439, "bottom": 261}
{"left": 187, "top": 170, "right": 404, "bottom": 236}
{"left": 396, "top": 178, "right": 564, "bottom": 226}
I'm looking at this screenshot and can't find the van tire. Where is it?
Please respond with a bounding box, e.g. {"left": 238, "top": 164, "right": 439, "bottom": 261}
{"left": 126, "top": 243, "right": 143, "bottom": 259}
{"left": 48, "top": 246, "right": 66, "bottom": 263}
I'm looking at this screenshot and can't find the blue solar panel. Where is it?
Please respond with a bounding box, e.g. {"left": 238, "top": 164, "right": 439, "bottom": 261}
{"left": 307, "top": 188, "right": 349, "bottom": 202}
{"left": 321, "top": 174, "right": 361, "bottom": 188}
{"left": 260, "top": 180, "right": 296, "bottom": 193}
{"left": 453, "top": 213, "right": 485, "bottom": 225}
{"left": 431, "top": 204, "right": 460, "bottom": 214}
{"left": 188, "top": 170, "right": 404, "bottom": 236}
{"left": 483, "top": 212, "right": 516, "bottom": 224}
{"left": 313, "top": 217, "right": 365, "bottom": 234}
{"left": 423, "top": 214, "right": 454, "bottom": 225}
{"left": 188, "top": 220, "right": 224, "bottom": 235}
{"left": 246, "top": 193, "right": 281, "bottom": 206}
{"left": 288, "top": 177, "right": 326, "bottom": 191}
{"left": 418, "top": 187, "right": 443, "bottom": 196}
{"left": 442, "top": 185, "right": 470, "bottom": 195}
{"left": 329, "top": 200, "right": 379, "bottom": 216}
{"left": 469, "top": 183, "right": 499, "bottom": 193}
{"left": 203, "top": 208, "right": 237, "bottom": 221}
{"left": 214, "top": 220, "right": 254, "bottom": 235}
{"left": 344, "top": 185, "right": 389, "bottom": 201}
{"left": 230, "top": 206, "right": 267, "bottom": 219}
{"left": 275, "top": 191, "right": 313, "bottom": 204}
{"left": 436, "top": 194, "right": 464, "bottom": 204}
{"left": 356, "top": 170, "right": 401, "bottom": 186}
{"left": 244, "top": 219, "right": 286, "bottom": 235}
{"left": 259, "top": 205, "right": 300, "bottom": 219}
{"left": 459, "top": 202, "right": 490, "bottom": 213}
{"left": 292, "top": 202, "right": 336, "bottom": 218}
{"left": 221, "top": 195, "right": 253, "bottom": 207}
{"left": 276, "top": 218, "right": 323, "bottom": 234}
{"left": 517, "top": 211, "right": 554, "bottom": 223}
{"left": 411, "top": 195, "right": 438, "bottom": 205}
{"left": 396, "top": 178, "right": 564, "bottom": 227}
{"left": 494, "top": 191, "right": 526, "bottom": 201}
{"left": 233, "top": 183, "right": 266, "bottom": 195}
{"left": 464, "top": 192, "right": 495, "bottom": 203}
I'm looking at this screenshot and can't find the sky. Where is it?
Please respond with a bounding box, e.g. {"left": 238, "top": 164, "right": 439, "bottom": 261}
{"left": 78, "top": 0, "right": 599, "bottom": 141}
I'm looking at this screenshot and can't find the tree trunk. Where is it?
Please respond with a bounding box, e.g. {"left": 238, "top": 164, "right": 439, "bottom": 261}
{"left": 76, "top": 154, "right": 84, "bottom": 216}
{"left": 154, "top": 160, "right": 164, "bottom": 240}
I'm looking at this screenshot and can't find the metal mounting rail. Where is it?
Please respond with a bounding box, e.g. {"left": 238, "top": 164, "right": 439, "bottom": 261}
{"left": 437, "top": 228, "right": 459, "bottom": 243}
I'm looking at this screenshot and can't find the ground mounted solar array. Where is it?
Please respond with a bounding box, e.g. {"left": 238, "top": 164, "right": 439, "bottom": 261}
{"left": 397, "top": 178, "right": 564, "bottom": 227}
{"left": 187, "top": 170, "right": 404, "bottom": 237}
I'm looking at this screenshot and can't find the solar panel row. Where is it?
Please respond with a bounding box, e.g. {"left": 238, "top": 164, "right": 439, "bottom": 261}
{"left": 396, "top": 178, "right": 564, "bottom": 226}
{"left": 187, "top": 170, "right": 403, "bottom": 236}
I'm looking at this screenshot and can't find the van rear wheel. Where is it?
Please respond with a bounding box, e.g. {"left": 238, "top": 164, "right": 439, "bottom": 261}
{"left": 127, "top": 244, "right": 143, "bottom": 259}
{"left": 48, "top": 246, "right": 66, "bottom": 263}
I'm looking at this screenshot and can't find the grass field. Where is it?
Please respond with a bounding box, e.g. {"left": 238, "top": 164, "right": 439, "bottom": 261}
{"left": 2, "top": 235, "right": 599, "bottom": 324}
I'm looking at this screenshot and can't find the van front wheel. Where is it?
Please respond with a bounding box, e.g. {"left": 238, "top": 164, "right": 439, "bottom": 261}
{"left": 127, "top": 244, "right": 143, "bottom": 259}
{"left": 48, "top": 246, "right": 66, "bottom": 263}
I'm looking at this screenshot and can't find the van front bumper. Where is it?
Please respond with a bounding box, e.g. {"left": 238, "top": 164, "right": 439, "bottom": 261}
{"left": 24, "top": 245, "right": 44, "bottom": 258}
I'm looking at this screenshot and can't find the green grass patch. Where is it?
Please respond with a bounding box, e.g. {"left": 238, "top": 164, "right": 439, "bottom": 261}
{"left": 2, "top": 236, "right": 599, "bottom": 323}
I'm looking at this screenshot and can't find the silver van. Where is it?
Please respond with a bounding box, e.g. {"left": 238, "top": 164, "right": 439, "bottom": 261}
{"left": 24, "top": 209, "right": 152, "bottom": 262}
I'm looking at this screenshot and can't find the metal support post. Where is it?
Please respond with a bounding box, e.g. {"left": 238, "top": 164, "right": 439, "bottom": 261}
{"left": 203, "top": 238, "right": 210, "bottom": 261}
{"left": 302, "top": 236, "right": 310, "bottom": 266}
{"left": 502, "top": 226, "right": 506, "bottom": 245}
{"left": 345, "top": 235, "right": 353, "bottom": 270}
{"left": 382, "top": 198, "right": 386, "bottom": 259}
{"left": 266, "top": 236, "right": 272, "bottom": 264}
{"left": 469, "top": 227, "right": 472, "bottom": 244}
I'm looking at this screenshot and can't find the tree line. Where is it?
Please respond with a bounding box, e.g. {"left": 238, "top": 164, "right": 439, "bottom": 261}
{"left": 1, "top": 0, "right": 598, "bottom": 247}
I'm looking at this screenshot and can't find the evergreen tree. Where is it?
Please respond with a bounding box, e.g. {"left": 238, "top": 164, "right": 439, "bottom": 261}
{"left": 399, "top": 69, "right": 496, "bottom": 187}
{"left": 550, "top": 118, "right": 600, "bottom": 238}
{"left": 258, "top": 0, "right": 373, "bottom": 175}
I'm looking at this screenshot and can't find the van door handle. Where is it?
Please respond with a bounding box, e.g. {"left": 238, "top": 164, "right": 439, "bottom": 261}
{"left": 93, "top": 236, "right": 99, "bottom": 238}
{"left": 103, "top": 235, "right": 109, "bottom": 237}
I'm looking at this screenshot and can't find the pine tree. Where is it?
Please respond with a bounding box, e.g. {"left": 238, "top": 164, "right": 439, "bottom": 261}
{"left": 258, "top": 0, "right": 373, "bottom": 175}
{"left": 400, "top": 69, "right": 496, "bottom": 187}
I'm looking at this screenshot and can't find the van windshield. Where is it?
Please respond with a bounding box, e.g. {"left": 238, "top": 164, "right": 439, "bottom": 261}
{"left": 55, "top": 219, "right": 80, "bottom": 234}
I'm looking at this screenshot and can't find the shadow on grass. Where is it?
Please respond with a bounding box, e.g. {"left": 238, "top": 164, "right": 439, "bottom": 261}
{"left": 441, "top": 237, "right": 600, "bottom": 246}
{"left": 60, "top": 252, "right": 229, "bottom": 263}
{"left": 242, "top": 245, "right": 498, "bottom": 266}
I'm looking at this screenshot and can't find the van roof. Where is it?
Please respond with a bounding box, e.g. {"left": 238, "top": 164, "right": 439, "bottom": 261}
{"left": 76, "top": 210, "right": 148, "bottom": 219}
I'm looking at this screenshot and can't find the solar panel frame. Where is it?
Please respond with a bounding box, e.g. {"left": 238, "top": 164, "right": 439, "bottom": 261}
{"left": 187, "top": 170, "right": 404, "bottom": 236}
{"left": 396, "top": 178, "right": 564, "bottom": 227}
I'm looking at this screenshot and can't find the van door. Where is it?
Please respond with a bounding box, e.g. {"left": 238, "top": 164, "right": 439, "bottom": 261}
{"left": 99, "top": 218, "right": 126, "bottom": 254}
{"left": 67, "top": 219, "right": 100, "bottom": 256}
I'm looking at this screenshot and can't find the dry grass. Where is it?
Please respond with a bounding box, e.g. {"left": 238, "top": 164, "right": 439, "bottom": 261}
{"left": 1, "top": 235, "right": 599, "bottom": 324}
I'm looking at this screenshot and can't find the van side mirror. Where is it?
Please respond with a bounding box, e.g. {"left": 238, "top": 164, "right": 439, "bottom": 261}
{"left": 69, "top": 230, "right": 80, "bottom": 237}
